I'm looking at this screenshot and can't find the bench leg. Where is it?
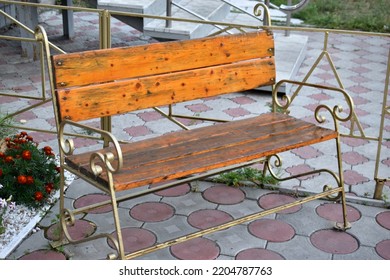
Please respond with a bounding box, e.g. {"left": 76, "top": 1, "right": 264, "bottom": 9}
{"left": 49, "top": 166, "right": 68, "bottom": 249}
{"left": 50, "top": 166, "right": 127, "bottom": 259}
{"left": 263, "top": 139, "right": 351, "bottom": 231}
{"left": 333, "top": 136, "right": 351, "bottom": 231}
{"left": 107, "top": 181, "right": 126, "bottom": 260}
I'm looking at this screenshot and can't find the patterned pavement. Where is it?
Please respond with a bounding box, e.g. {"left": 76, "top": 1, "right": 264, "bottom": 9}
{"left": 1, "top": 10, "right": 389, "bottom": 260}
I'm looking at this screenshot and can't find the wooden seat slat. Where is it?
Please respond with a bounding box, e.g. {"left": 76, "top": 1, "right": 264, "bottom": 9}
{"left": 65, "top": 113, "right": 337, "bottom": 191}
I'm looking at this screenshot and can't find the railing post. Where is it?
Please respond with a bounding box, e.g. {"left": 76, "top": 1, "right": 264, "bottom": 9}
{"left": 264, "top": 0, "right": 270, "bottom": 26}
{"left": 61, "top": 0, "right": 74, "bottom": 39}
{"left": 166, "top": 0, "right": 172, "bottom": 28}
{"left": 99, "top": 10, "right": 112, "bottom": 147}
{"left": 15, "top": 0, "right": 39, "bottom": 60}
{"left": 285, "top": 0, "right": 291, "bottom": 36}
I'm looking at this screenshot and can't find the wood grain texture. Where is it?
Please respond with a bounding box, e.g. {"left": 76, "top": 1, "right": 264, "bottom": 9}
{"left": 56, "top": 57, "right": 275, "bottom": 121}
{"left": 65, "top": 113, "right": 338, "bottom": 191}
{"left": 52, "top": 31, "right": 274, "bottom": 88}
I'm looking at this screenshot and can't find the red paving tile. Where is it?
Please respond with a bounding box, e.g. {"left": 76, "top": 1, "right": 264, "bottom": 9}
{"left": 170, "top": 237, "right": 220, "bottom": 260}
{"left": 130, "top": 202, "right": 175, "bottom": 222}
{"left": 187, "top": 209, "right": 233, "bottom": 229}
{"left": 108, "top": 227, "right": 156, "bottom": 254}
{"left": 316, "top": 203, "right": 361, "bottom": 223}
{"left": 376, "top": 211, "right": 390, "bottom": 230}
{"left": 235, "top": 248, "right": 284, "bottom": 260}
{"left": 223, "top": 107, "right": 251, "bottom": 117}
{"left": 342, "top": 151, "right": 369, "bottom": 165}
{"left": 292, "top": 146, "right": 323, "bottom": 159}
{"left": 19, "top": 250, "right": 67, "bottom": 260}
{"left": 124, "top": 125, "right": 153, "bottom": 137}
{"left": 258, "top": 193, "right": 302, "bottom": 214}
{"left": 375, "top": 240, "right": 390, "bottom": 260}
{"left": 286, "top": 164, "right": 318, "bottom": 180}
{"left": 203, "top": 185, "right": 245, "bottom": 205}
{"left": 74, "top": 193, "right": 112, "bottom": 214}
{"left": 310, "top": 229, "right": 359, "bottom": 254}
{"left": 248, "top": 219, "right": 295, "bottom": 242}
{"left": 150, "top": 182, "right": 191, "bottom": 197}
{"left": 46, "top": 220, "right": 96, "bottom": 241}
{"left": 343, "top": 170, "right": 370, "bottom": 185}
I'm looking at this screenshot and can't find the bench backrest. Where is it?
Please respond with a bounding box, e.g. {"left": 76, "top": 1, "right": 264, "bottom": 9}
{"left": 51, "top": 30, "right": 275, "bottom": 122}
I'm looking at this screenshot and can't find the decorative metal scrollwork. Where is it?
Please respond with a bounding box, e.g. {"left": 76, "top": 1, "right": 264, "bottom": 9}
{"left": 59, "top": 136, "right": 75, "bottom": 156}
{"left": 323, "top": 185, "right": 342, "bottom": 201}
{"left": 59, "top": 119, "right": 123, "bottom": 175}
{"left": 279, "top": 0, "right": 310, "bottom": 13}
{"left": 90, "top": 151, "right": 120, "bottom": 176}
{"left": 253, "top": 2, "right": 271, "bottom": 26}
{"left": 59, "top": 208, "right": 75, "bottom": 243}
{"left": 273, "top": 79, "right": 355, "bottom": 131}
{"left": 60, "top": 206, "right": 122, "bottom": 259}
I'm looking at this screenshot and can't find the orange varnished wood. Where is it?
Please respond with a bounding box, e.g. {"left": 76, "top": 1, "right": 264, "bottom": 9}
{"left": 51, "top": 31, "right": 274, "bottom": 88}
{"left": 56, "top": 57, "right": 275, "bottom": 122}
{"left": 65, "top": 113, "right": 338, "bottom": 191}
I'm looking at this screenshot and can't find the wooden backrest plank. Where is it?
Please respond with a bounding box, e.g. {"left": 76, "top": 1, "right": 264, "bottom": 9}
{"left": 57, "top": 57, "right": 275, "bottom": 121}
{"left": 51, "top": 31, "right": 274, "bottom": 88}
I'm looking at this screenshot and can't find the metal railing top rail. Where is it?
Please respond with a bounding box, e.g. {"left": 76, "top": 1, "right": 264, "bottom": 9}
{"left": 0, "top": 0, "right": 389, "bottom": 38}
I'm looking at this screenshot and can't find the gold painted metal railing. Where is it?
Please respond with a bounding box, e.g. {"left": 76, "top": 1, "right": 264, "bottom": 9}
{"left": 0, "top": 0, "right": 389, "bottom": 198}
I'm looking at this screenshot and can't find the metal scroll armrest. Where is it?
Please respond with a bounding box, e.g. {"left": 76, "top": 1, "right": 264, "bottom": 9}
{"left": 58, "top": 120, "right": 123, "bottom": 177}
{"left": 272, "top": 79, "right": 355, "bottom": 131}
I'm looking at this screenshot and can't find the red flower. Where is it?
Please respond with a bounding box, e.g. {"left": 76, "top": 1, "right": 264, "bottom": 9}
{"left": 5, "top": 156, "right": 13, "bottom": 163}
{"left": 43, "top": 146, "right": 53, "bottom": 156}
{"left": 0, "top": 169, "right": 2, "bottom": 177}
{"left": 45, "top": 183, "right": 53, "bottom": 194}
{"left": 17, "top": 175, "right": 27, "bottom": 184}
{"left": 34, "top": 191, "right": 44, "bottom": 201}
{"left": 0, "top": 152, "right": 5, "bottom": 158}
{"left": 26, "top": 175, "right": 34, "bottom": 185}
{"left": 22, "top": 150, "right": 32, "bottom": 160}
{"left": 43, "top": 146, "right": 52, "bottom": 152}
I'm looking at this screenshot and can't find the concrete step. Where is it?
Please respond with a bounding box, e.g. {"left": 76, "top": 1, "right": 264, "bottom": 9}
{"left": 143, "top": 0, "right": 230, "bottom": 40}
{"left": 97, "top": 0, "right": 308, "bottom": 94}
{"left": 97, "top": 0, "right": 166, "bottom": 31}
{"left": 227, "top": 0, "right": 304, "bottom": 24}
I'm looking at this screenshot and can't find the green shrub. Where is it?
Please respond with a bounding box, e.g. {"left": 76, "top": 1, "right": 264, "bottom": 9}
{"left": 271, "top": 0, "right": 389, "bottom": 33}
{"left": 0, "top": 132, "right": 60, "bottom": 209}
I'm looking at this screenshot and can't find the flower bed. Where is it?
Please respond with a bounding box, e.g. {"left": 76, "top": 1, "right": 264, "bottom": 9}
{"left": 0, "top": 132, "right": 60, "bottom": 208}
{"left": 0, "top": 132, "right": 74, "bottom": 258}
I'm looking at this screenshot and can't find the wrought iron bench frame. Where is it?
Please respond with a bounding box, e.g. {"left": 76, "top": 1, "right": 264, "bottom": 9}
{"left": 35, "top": 24, "right": 353, "bottom": 260}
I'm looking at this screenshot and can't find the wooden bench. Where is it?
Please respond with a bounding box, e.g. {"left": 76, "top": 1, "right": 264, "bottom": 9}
{"left": 36, "top": 25, "right": 353, "bottom": 260}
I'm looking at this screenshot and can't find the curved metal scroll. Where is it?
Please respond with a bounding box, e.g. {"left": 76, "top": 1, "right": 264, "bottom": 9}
{"left": 264, "top": 154, "right": 343, "bottom": 201}
{"left": 254, "top": 2, "right": 272, "bottom": 26}
{"left": 58, "top": 120, "right": 123, "bottom": 174}
{"left": 279, "top": 0, "right": 310, "bottom": 12}
{"left": 59, "top": 207, "right": 122, "bottom": 259}
{"left": 273, "top": 79, "right": 355, "bottom": 131}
